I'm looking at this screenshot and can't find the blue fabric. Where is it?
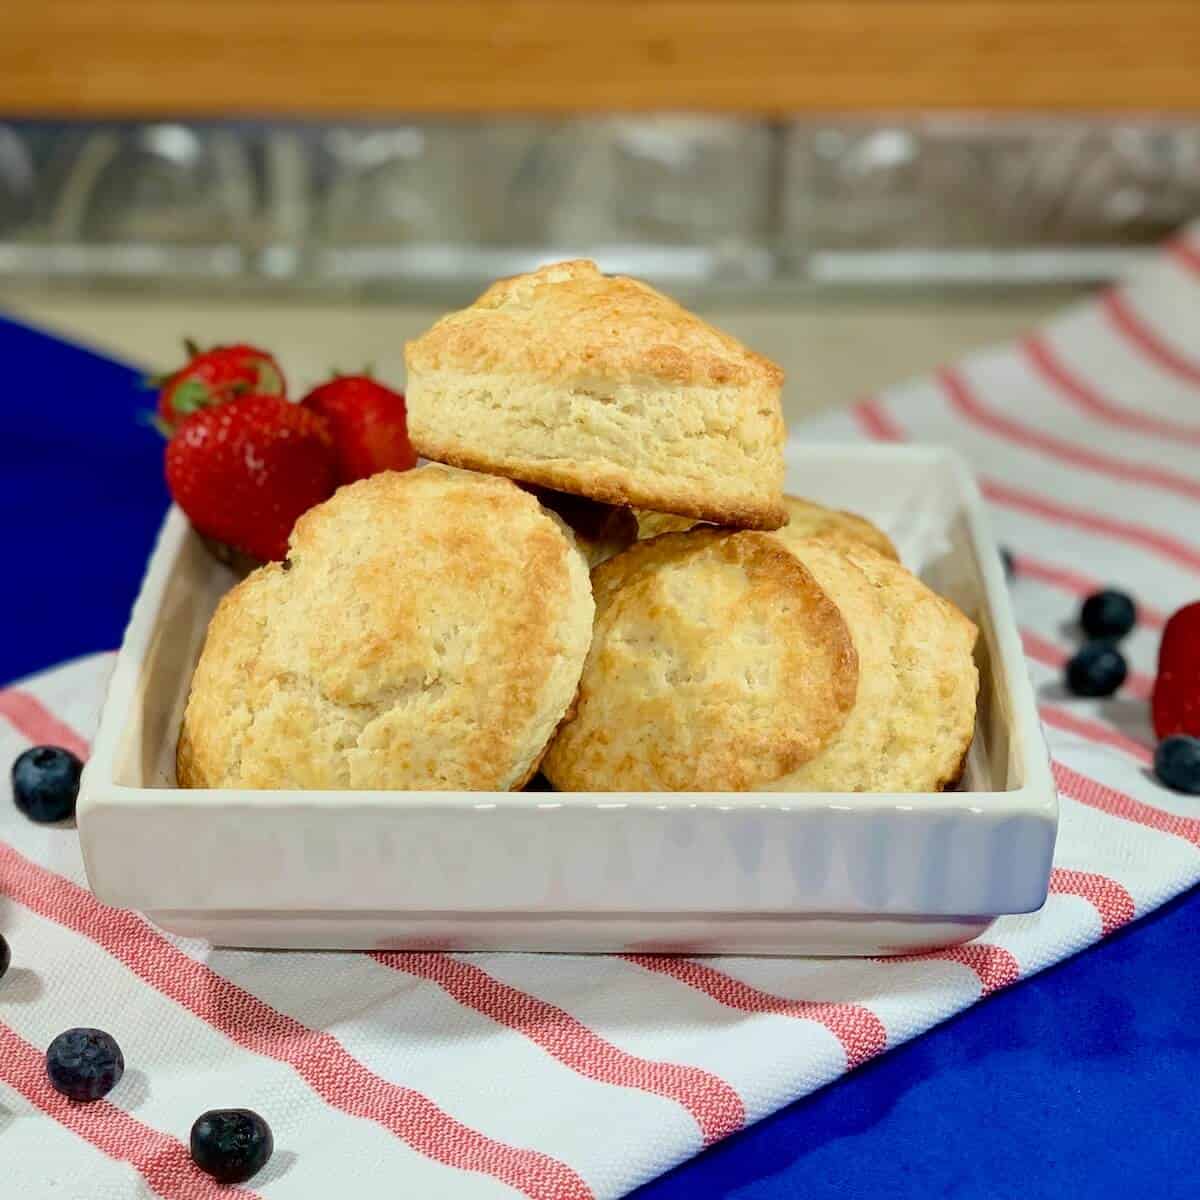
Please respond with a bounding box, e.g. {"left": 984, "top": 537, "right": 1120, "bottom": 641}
{"left": 635, "top": 892, "right": 1200, "bottom": 1198}
{"left": 0, "top": 314, "right": 169, "bottom": 686}
{"left": 1, "top": 311, "right": 1195, "bottom": 1199}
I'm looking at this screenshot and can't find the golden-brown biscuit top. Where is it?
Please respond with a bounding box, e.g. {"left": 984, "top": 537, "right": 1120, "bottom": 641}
{"left": 839, "top": 546, "right": 979, "bottom": 792}
{"left": 766, "top": 542, "right": 978, "bottom": 794}
{"left": 405, "top": 259, "right": 784, "bottom": 391}
{"left": 766, "top": 540, "right": 902, "bottom": 793}
{"left": 177, "top": 465, "right": 593, "bottom": 791}
{"left": 542, "top": 528, "right": 858, "bottom": 792}
{"left": 634, "top": 494, "right": 899, "bottom": 561}
{"left": 774, "top": 495, "right": 900, "bottom": 562}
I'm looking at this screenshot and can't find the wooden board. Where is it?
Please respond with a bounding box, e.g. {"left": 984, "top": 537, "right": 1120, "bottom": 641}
{"left": 5, "top": 1, "right": 1200, "bottom": 115}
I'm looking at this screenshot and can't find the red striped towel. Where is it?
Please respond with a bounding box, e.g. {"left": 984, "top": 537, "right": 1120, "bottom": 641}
{"left": 4, "top": 229, "right": 1200, "bottom": 1198}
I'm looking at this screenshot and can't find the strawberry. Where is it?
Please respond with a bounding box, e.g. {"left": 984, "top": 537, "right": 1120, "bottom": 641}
{"left": 155, "top": 340, "right": 286, "bottom": 433}
{"left": 300, "top": 374, "right": 416, "bottom": 484}
{"left": 165, "top": 395, "right": 337, "bottom": 563}
{"left": 1152, "top": 601, "right": 1200, "bottom": 738}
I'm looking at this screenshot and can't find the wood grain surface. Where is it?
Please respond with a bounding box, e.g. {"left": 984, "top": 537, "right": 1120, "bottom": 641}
{"left": 5, "top": 2, "right": 1200, "bottom": 115}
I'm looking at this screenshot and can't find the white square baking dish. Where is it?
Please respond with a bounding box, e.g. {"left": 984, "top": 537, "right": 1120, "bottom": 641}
{"left": 77, "top": 443, "right": 1057, "bottom": 956}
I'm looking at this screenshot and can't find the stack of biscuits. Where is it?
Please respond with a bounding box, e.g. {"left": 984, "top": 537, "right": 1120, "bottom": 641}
{"left": 178, "top": 259, "right": 978, "bottom": 794}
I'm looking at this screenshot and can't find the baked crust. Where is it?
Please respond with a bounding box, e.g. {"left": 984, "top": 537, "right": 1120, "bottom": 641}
{"left": 766, "top": 543, "right": 979, "bottom": 794}
{"left": 177, "top": 465, "right": 593, "bottom": 791}
{"left": 541, "top": 528, "right": 858, "bottom": 792}
{"left": 405, "top": 260, "right": 787, "bottom": 530}
{"left": 635, "top": 494, "right": 899, "bottom": 559}
{"left": 406, "top": 259, "right": 784, "bottom": 390}
{"left": 763, "top": 541, "right": 900, "bottom": 792}
{"left": 774, "top": 495, "right": 899, "bottom": 561}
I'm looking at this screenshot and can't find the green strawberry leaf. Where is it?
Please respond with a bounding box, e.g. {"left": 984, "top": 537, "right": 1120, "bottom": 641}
{"left": 170, "top": 378, "right": 213, "bottom": 416}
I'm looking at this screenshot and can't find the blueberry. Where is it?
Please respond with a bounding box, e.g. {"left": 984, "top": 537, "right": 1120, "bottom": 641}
{"left": 1155, "top": 735, "right": 1200, "bottom": 795}
{"left": 12, "top": 745, "right": 83, "bottom": 823}
{"left": 190, "top": 1109, "right": 274, "bottom": 1184}
{"left": 0, "top": 933, "right": 9, "bottom": 981}
{"left": 46, "top": 1028, "right": 124, "bottom": 1101}
{"left": 1080, "top": 589, "right": 1137, "bottom": 641}
{"left": 1065, "top": 643, "right": 1127, "bottom": 697}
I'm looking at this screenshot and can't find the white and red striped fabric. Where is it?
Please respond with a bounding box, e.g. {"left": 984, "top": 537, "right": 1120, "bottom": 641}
{"left": 5, "top": 228, "right": 1200, "bottom": 1198}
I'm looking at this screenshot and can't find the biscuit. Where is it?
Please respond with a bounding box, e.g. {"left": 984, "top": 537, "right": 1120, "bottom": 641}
{"left": 774, "top": 495, "right": 899, "bottom": 561}
{"left": 635, "top": 494, "right": 899, "bottom": 560}
{"left": 541, "top": 529, "right": 858, "bottom": 792}
{"left": 405, "top": 260, "right": 787, "bottom": 530}
{"left": 520, "top": 485, "right": 637, "bottom": 568}
{"left": 177, "top": 465, "right": 594, "bottom": 791}
{"left": 763, "top": 542, "right": 898, "bottom": 792}
{"left": 767, "top": 544, "right": 979, "bottom": 793}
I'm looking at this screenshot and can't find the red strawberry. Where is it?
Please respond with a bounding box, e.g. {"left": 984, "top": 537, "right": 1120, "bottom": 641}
{"left": 300, "top": 374, "right": 416, "bottom": 484}
{"left": 1153, "top": 601, "right": 1200, "bottom": 738}
{"left": 165, "top": 395, "right": 337, "bottom": 562}
{"left": 155, "top": 340, "right": 286, "bottom": 433}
